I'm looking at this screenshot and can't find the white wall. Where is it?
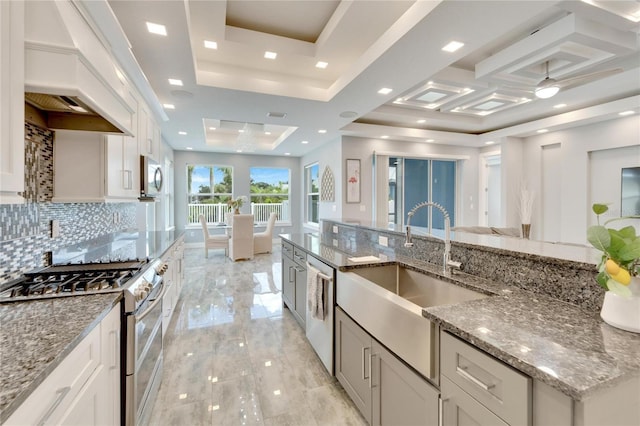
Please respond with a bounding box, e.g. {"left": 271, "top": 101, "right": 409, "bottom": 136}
{"left": 174, "top": 150, "right": 301, "bottom": 243}
{"left": 300, "top": 137, "right": 343, "bottom": 230}
{"left": 522, "top": 115, "right": 640, "bottom": 244}
{"left": 340, "top": 136, "right": 480, "bottom": 226}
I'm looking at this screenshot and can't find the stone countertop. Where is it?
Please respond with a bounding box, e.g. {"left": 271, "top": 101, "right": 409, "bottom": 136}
{"left": 423, "top": 293, "right": 640, "bottom": 401}
{"left": 0, "top": 293, "right": 122, "bottom": 423}
{"left": 280, "top": 232, "right": 640, "bottom": 401}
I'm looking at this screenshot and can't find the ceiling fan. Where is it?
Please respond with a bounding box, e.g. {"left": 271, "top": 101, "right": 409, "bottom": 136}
{"left": 510, "top": 61, "right": 624, "bottom": 99}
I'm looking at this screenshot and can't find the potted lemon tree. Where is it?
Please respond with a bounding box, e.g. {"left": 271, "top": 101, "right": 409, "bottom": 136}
{"left": 588, "top": 203, "right": 640, "bottom": 333}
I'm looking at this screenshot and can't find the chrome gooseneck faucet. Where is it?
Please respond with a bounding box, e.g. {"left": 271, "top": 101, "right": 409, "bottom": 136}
{"left": 404, "top": 201, "right": 461, "bottom": 274}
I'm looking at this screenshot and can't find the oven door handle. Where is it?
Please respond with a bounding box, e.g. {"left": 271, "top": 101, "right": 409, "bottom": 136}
{"left": 136, "top": 281, "right": 166, "bottom": 321}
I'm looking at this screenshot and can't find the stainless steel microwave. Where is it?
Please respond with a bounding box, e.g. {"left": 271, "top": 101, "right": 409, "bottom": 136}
{"left": 140, "top": 155, "right": 163, "bottom": 198}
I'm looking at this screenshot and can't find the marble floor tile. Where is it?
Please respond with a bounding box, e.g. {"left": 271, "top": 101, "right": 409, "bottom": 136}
{"left": 148, "top": 246, "right": 365, "bottom": 426}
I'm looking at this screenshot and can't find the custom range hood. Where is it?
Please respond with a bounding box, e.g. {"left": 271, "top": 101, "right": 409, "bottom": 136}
{"left": 24, "top": 0, "right": 134, "bottom": 135}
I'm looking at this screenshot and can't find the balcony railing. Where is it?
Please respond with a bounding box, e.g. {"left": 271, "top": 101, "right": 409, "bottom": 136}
{"left": 188, "top": 201, "right": 289, "bottom": 225}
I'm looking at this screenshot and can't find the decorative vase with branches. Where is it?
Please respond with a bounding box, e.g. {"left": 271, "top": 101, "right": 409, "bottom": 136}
{"left": 518, "top": 185, "right": 535, "bottom": 239}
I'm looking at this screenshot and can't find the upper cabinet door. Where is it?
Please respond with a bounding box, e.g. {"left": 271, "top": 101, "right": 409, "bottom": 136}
{"left": 0, "top": 1, "right": 25, "bottom": 203}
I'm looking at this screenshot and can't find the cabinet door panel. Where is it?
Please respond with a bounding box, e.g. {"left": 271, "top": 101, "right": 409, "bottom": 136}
{"left": 282, "top": 255, "right": 295, "bottom": 310}
{"left": 335, "top": 307, "right": 372, "bottom": 424}
{"left": 441, "top": 376, "right": 508, "bottom": 426}
{"left": 294, "top": 264, "right": 306, "bottom": 326}
{"left": 372, "top": 340, "right": 438, "bottom": 426}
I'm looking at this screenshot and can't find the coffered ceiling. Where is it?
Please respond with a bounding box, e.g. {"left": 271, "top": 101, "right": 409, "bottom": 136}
{"left": 97, "top": 0, "right": 640, "bottom": 155}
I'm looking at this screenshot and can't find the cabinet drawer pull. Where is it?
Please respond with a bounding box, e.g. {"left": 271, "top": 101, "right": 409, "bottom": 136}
{"left": 37, "top": 386, "right": 71, "bottom": 426}
{"left": 369, "top": 353, "right": 376, "bottom": 388}
{"left": 456, "top": 366, "right": 495, "bottom": 391}
{"left": 362, "top": 347, "right": 369, "bottom": 380}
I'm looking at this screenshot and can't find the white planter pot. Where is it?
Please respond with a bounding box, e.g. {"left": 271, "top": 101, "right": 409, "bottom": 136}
{"left": 601, "top": 277, "right": 640, "bottom": 333}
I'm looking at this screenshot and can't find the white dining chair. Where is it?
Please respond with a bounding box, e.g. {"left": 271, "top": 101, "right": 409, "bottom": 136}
{"left": 229, "top": 214, "right": 254, "bottom": 261}
{"left": 199, "top": 215, "right": 230, "bottom": 258}
{"left": 254, "top": 212, "right": 277, "bottom": 254}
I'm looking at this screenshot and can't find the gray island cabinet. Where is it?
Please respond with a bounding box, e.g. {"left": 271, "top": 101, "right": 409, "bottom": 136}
{"left": 281, "top": 240, "right": 307, "bottom": 327}
{"left": 336, "top": 307, "right": 439, "bottom": 426}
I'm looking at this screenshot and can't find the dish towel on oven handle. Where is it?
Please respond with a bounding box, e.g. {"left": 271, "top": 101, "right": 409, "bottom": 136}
{"left": 306, "top": 263, "right": 325, "bottom": 320}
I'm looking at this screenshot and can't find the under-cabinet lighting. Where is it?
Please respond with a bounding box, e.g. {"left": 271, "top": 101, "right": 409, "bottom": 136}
{"left": 442, "top": 41, "right": 464, "bottom": 52}
{"left": 204, "top": 40, "right": 218, "bottom": 49}
{"left": 316, "top": 61, "right": 328, "bottom": 69}
{"left": 264, "top": 51, "right": 277, "bottom": 59}
{"left": 146, "top": 22, "right": 167, "bottom": 36}
{"left": 168, "top": 78, "right": 183, "bottom": 86}
{"left": 378, "top": 87, "right": 393, "bottom": 95}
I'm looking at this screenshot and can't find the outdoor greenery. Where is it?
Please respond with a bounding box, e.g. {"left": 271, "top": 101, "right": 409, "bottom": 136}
{"left": 250, "top": 177, "right": 289, "bottom": 203}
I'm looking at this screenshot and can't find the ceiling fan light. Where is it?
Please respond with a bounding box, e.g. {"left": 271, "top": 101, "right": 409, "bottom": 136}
{"left": 535, "top": 85, "right": 559, "bottom": 99}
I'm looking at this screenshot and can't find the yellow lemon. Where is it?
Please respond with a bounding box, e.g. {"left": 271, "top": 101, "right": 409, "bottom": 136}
{"left": 605, "top": 259, "right": 620, "bottom": 276}
{"left": 611, "top": 268, "right": 631, "bottom": 286}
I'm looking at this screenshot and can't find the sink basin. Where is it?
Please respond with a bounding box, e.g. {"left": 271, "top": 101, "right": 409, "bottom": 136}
{"left": 337, "top": 264, "right": 488, "bottom": 381}
{"left": 351, "top": 264, "right": 488, "bottom": 308}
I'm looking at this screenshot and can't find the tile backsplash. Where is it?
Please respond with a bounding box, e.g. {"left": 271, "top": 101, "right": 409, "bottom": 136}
{"left": 0, "top": 122, "right": 137, "bottom": 285}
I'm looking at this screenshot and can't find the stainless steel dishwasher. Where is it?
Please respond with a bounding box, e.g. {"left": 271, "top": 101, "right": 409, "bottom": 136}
{"left": 305, "top": 255, "right": 335, "bottom": 375}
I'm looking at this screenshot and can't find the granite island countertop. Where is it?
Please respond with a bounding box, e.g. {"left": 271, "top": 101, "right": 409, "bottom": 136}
{"left": 280, "top": 232, "right": 640, "bottom": 402}
{"left": 0, "top": 293, "right": 122, "bottom": 423}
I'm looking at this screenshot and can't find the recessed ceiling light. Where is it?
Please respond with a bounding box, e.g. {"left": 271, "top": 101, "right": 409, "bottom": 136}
{"left": 485, "top": 141, "right": 495, "bottom": 145}
{"left": 238, "top": 129, "right": 245, "bottom": 133}
{"left": 284, "top": 152, "right": 291, "bottom": 156}
{"left": 178, "top": 131, "right": 187, "bottom": 135}
{"left": 204, "top": 40, "right": 218, "bottom": 49}
{"left": 163, "top": 103, "right": 175, "bottom": 110}
{"left": 318, "top": 129, "right": 327, "bottom": 134}
{"left": 537, "top": 129, "right": 549, "bottom": 133}
{"left": 553, "top": 103, "right": 567, "bottom": 109}
{"left": 146, "top": 22, "right": 166, "bottom": 36}
{"left": 417, "top": 119, "right": 426, "bottom": 124}
{"left": 236, "top": 149, "right": 243, "bottom": 153}
{"left": 381, "top": 135, "right": 389, "bottom": 139}
{"left": 264, "top": 51, "right": 277, "bottom": 59}
{"left": 186, "top": 147, "right": 193, "bottom": 150}
{"left": 442, "top": 41, "right": 464, "bottom": 52}
{"left": 168, "top": 78, "right": 183, "bottom": 86}
{"left": 316, "top": 61, "right": 328, "bottom": 69}
{"left": 619, "top": 110, "right": 635, "bottom": 116}
{"left": 378, "top": 88, "right": 393, "bottom": 95}
{"left": 265, "top": 131, "right": 271, "bottom": 135}
{"left": 426, "top": 139, "right": 435, "bottom": 142}
{"left": 209, "top": 127, "right": 216, "bottom": 130}
{"left": 395, "top": 98, "right": 403, "bottom": 103}
{"left": 301, "top": 140, "right": 309, "bottom": 144}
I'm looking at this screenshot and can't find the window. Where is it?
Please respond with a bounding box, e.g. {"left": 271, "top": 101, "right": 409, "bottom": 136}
{"left": 387, "top": 157, "right": 456, "bottom": 232}
{"left": 249, "top": 167, "right": 290, "bottom": 223}
{"left": 305, "top": 163, "right": 319, "bottom": 225}
{"left": 187, "top": 165, "right": 232, "bottom": 225}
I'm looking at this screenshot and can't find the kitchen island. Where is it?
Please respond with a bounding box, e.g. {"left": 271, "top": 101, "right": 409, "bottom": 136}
{"left": 282, "top": 227, "right": 640, "bottom": 424}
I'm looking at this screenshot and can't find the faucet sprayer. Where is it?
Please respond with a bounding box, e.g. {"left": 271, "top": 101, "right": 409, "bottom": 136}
{"left": 404, "top": 201, "right": 461, "bottom": 274}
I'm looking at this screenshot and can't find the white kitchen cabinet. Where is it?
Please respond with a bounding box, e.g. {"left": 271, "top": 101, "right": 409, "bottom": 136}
{"left": 6, "top": 304, "right": 121, "bottom": 426}
{"left": 53, "top": 129, "right": 140, "bottom": 203}
{"left": 280, "top": 241, "right": 307, "bottom": 328}
{"left": 336, "top": 307, "right": 438, "bottom": 426}
{"left": 0, "top": 0, "right": 25, "bottom": 203}
{"left": 138, "top": 103, "right": 160, "bottom": 162}
{"left": 161, "top": 236, "right": 185, "bottom": 334}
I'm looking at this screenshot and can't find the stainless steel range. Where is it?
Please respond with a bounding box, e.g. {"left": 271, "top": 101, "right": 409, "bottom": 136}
{"left": 0, "top": 258, "right": 168, "bottom": 426}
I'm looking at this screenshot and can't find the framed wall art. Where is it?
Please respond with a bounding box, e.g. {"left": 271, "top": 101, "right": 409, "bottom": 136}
{"left": 346, "top": 159, "right": 360, "bottom": 203}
